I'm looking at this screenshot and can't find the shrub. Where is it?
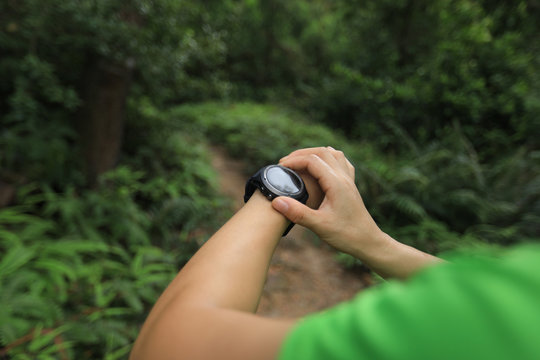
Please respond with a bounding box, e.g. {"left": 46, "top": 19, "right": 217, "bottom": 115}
{"left": 168, "top": 102, "right": 539, "bottom": 254}
{"left": 0, "top": 205, "right": 180, "bottom": 358}
{"left": 0, "top": 103, "right": 228, "bottom": 357}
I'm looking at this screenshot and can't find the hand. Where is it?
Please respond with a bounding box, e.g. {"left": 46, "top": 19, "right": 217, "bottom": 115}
{"left": 295, "top": 168, "right": 324, "bottom": 210}
{"left": 272, "top": 147, "right": 386, "bottom": 259}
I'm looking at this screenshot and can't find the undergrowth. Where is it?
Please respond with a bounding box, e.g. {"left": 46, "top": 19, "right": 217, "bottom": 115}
{"left": 1, "top": 100, "right": 538, "bottom": 357}
{"left": 167, "top": 102, "right": 540, "bottom": 255}
{"left": 0, "top": 102, "right": 228, "bottom": 358}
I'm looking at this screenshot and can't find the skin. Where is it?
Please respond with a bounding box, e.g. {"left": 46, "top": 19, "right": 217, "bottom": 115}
{"left": 130, "top": 147, "right": 443, "bottom": 360}
{"left": 274, "top": 147, "right": 443, "bottom": 280}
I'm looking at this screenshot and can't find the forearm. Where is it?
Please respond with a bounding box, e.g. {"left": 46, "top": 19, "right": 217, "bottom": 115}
{"left": 166, "top": 192, "right": 286, "bottom": 309}
{"left": 132, "top": 191, "right": 288, "bottom": 356}
{"left": 351, "top": 231, "right": 443, "bottom": 280}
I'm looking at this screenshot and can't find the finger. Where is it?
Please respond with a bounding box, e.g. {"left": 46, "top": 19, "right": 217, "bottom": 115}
{"left": 280, "top": 147, "right": 342, "bottom": 172}
{"left": 280, "top": 147, "right": 332, "bottom": 162}
{"left": 281, "top": 147, "right": 353, "bottom": 179}
{"left": 296, "top": 169, "right": 324, "bottom": 209}
{"left": 272, "top": 197, "right": 319, "bottom": 229}
{"left": 280, "top": 147, "right": 323, "bottom": 161}
{"left": 280, "top": 154, "right": 338, "bottom": 193}
{"left": 329, "top": 148, "right": 355, "bottom": 180}
{"left": 326, "top": 147, "right": 355, "bottom": 180}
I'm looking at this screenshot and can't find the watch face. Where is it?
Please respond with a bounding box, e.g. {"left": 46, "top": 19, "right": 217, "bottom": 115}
{"left": 265, "top": 166, "right": 302, "bottom": 194}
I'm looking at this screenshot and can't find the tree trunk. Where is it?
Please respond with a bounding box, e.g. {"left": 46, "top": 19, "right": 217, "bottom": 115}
{"left": 78, "top": 57, "right": 133, "bottom": 186}
{"left": 0, "top": 180, "right": 16, "bottom": 208}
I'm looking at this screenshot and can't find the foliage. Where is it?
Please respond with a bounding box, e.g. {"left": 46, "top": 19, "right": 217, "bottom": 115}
{"left": 0, "top": 0, "right": 229, "bottom": 187}
{"left": 0, "top": 1, "right": 230, "bottom": 356}
{"left": 168, "top": 102, "right": 349, "bottom": 173}
{"left": 302, "top": 0, "right": 539, "bottom": 158}
{"left": 202, "top": 0, "right": 539, "bottom": 161}
{"left": 0, "top": 143, "right": 225, "bottom": 358}
{"left": 0, "top": 0, "right": 229, "bottom": 104}
{"left": 0, "top": 206, "right": 178, "bottom": 359}
{"left": 0, "top": 101, "right": 226, "bottom": 357}
{"left": 1, "top": 0, "right": 539, "bottom": 355}
{"left": 170, "top": 102, "right": 540, "bottom": 254}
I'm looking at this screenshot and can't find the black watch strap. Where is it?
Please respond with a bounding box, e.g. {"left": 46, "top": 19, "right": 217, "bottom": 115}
{"left": 244, "top": 168, "right": 265, "bottom": 202}
{"left": 244, "top": 166, "right": 308, "bottom": 236}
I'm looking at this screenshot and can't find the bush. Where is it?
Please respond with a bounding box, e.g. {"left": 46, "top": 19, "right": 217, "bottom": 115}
{"left": 0, "top": 205, "right": 179, "bottom": 359}
{"left": 1, "top": 162, "right": 225, "bottom": 357}
{"left": 0, "top": 100, "right": 228, "bottom": 357}
{"left": 0, "top": 0, "right": 231, "bottom": 191}
{"left": 168, "top": 102, "right": 540, "bottom": 254}
{"left": 167, "top": 102, "right": 357, "bottom": 173}
{"left": 298, "top": 1, "right": 539, "bottom": 160}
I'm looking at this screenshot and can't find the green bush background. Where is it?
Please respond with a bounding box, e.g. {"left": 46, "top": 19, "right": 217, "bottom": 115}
{"left": 1, "top": 0, "right": 539, "bottom": 358}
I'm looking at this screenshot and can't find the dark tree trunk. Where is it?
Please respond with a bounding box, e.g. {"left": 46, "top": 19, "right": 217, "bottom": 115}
{"left": 0, "top": 180, "right": 16, "bottom": 208}
{"left": 78, "top": 57, "right": 133, "bottom": 186}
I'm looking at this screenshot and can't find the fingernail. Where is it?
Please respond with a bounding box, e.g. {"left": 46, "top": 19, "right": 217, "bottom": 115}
{"left": 273, "top": 198, "right": 289, "bottom": 213}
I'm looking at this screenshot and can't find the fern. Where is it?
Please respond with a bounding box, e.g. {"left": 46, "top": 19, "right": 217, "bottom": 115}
{"left": 378, "top": 193, "right": 428, "bottom": 221}
{"left": 0, "top": 245, "right": 36, "bottom": 279}
{"left": 170, "top": 102, "right": 539, "bottom": 251}
{"left": 2, "top": 100, "right": 538, "bottom": 357}
{"left": 0, "top": 203, "right": 181, "bottom": 357}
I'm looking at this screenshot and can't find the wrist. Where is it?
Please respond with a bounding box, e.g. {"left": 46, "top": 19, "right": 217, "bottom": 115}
{"left": 349, "top": 231, "right": 441, "bottom": 280}
{"left": 242, "top": 190, "right": 290, "bottom": 235}
{"left": 244, "top": 164, "right": 308, "bottom": 237}
{"left": 348, "top": 229, "right": 397, "bottom": 263}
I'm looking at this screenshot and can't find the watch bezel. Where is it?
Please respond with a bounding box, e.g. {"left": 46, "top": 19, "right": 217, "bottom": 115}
{"left": 261, "top": 165, "right": 305, "bottom": 198}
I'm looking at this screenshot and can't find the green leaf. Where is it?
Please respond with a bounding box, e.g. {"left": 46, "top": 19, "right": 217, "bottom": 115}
{"left": 87, "top": 307, "right": 134, "bottom": 322}
{"left": 0, "top": 208, "right": 35, "bottom": 225}
{"left": 0, "top": 245, "right": 36, "bottom": 279}
{"left": 34, "top": 259, "right": 77, "bottom": 281}
{"left": 94, "top": 282, "right": 117, "bottom": 308}
{"left": 105, "top": 344, "right": 133, "bottom": 360}
{"left": 379, "top": 193, "right": 428, "bottom": 220}
{"left": 28, "top": 325, "right": 69, "bottom": 353}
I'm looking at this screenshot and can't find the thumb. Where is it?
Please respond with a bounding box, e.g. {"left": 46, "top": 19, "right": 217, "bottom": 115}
{"left": 272, "top": 197, "right": 318, "bottom": 229}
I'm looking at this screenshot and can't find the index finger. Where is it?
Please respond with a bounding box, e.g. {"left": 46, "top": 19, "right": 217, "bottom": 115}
{"left": 280, "top": 147, "right": 332, "bottom": 162}
{"left": 281, "top": 147, "right": 354, "bottom": 180}
{"left": 280, "top": 154, "right": 338, "bottom": 194}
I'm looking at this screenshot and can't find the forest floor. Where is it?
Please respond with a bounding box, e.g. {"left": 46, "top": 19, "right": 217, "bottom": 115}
{"left": 210, "top": 146, "right": 372, "bottom": 318}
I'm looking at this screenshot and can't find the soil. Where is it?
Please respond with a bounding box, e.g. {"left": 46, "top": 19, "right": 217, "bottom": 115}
{"left": 210, "top": 146, "right": 371, "bottom": 318}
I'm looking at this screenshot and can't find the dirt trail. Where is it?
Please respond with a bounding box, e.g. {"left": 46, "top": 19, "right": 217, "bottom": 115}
{"left": 210, "top": 146, "right": 370, "bottom": 318}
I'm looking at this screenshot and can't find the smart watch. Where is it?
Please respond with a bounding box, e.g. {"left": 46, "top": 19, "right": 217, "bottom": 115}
{"left": 244, "top": 165, "right": 309, "bottom": 236}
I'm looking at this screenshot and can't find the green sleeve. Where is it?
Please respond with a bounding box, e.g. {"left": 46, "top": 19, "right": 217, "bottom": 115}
{"left": 278, "top": 245, "right": 540, "bottom": 360}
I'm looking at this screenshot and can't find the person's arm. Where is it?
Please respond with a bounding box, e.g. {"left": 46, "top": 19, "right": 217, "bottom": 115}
{"left": 271, "top": 147, "right": 443, "bottom": 281}
{"left": 130, "top": 191, "right": 296, "bottom": 360}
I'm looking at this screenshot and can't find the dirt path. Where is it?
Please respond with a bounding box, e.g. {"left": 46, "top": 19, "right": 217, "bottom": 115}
{"left": 210, "top": 146, "right": 370, "bottom": 318}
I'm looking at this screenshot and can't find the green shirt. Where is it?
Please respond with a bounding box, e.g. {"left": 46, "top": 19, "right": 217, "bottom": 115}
{"left": 279, "top": 244, "right": 540, "bottom": 360}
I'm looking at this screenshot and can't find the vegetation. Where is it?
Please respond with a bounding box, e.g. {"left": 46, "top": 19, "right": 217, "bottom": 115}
{"left": 170, "top": 102, "right": 539, "bottom": 253}
{"left": 0, "top": 115, "right": 226, "bottom": 358}
{"left": 1, "top": 0, "right": 538, "bottom": 357}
